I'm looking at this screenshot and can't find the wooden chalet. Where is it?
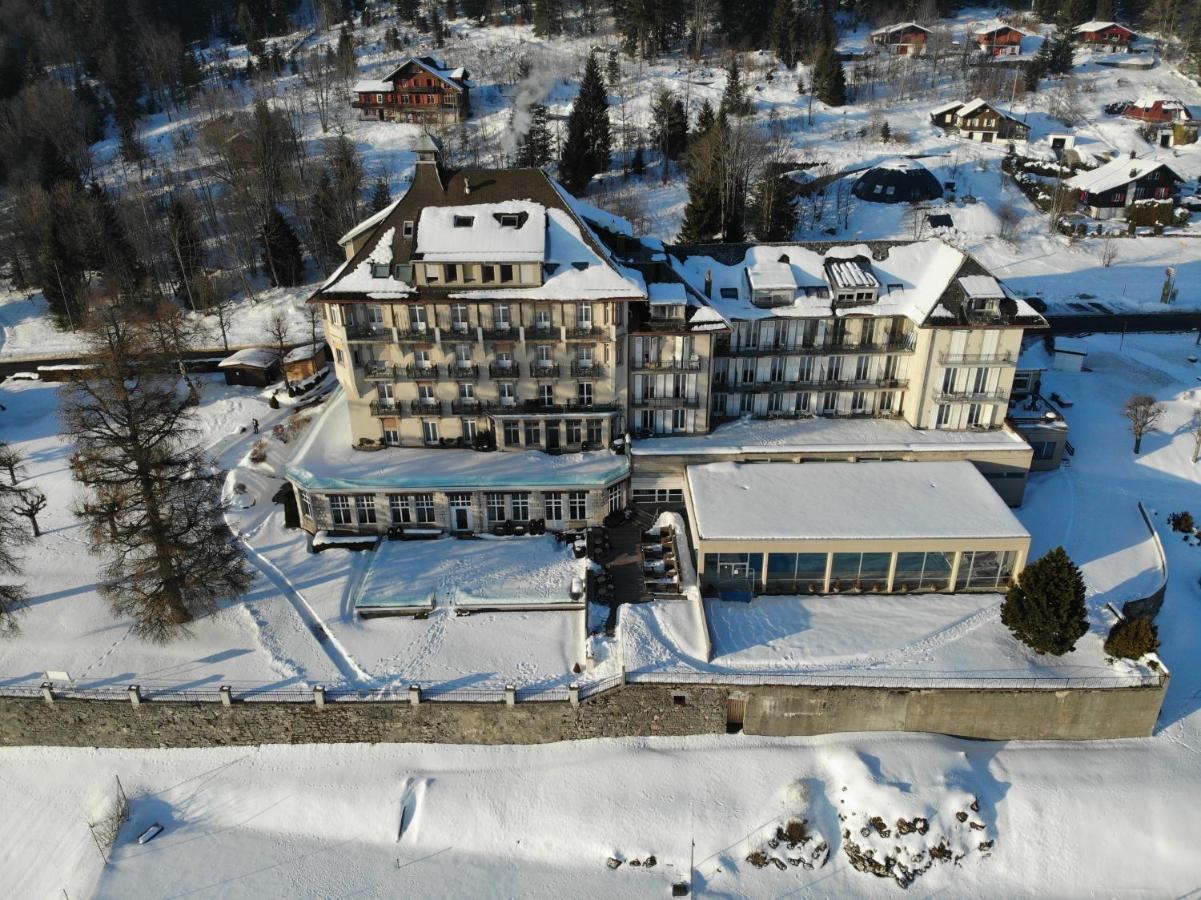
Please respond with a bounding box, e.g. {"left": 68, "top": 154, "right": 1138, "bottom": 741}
{"left": 1066, "top": 156, "right": 1182, "bottom": 219}
{"left": 351, "top": 57, "right": 470, "bottom": 124}
{"left": 869, "top": 22, "right": 931, "bottom": 56}
{"left": 974, "top": 24, "right": 1025, "bottom": 57}
{"left": 931, "top": 98, "right": 1030, "bottom": 143}
{"left": 1073, "top": 21, "right": 1135, "bottom": 52}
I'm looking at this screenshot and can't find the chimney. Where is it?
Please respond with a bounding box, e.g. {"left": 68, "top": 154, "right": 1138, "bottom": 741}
{"left": 704, "top": 270, "right": 712, "bottom": 297}
{"left": 464, "top": 176, "right": 471, "bottom": 195}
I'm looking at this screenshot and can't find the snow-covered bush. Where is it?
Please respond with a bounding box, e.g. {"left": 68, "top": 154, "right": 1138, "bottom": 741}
{"left": 1104, "top": 616, "right": 1160, "bottom": 660}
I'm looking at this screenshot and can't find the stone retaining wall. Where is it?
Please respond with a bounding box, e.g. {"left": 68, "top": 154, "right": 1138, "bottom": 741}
{"left": 0, "top": 676, "right": 1168, "bottom": 748}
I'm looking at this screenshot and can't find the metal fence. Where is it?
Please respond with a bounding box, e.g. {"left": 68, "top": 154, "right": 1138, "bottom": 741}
{"left": 626, "top": 669, "right": 1164, "bottom": 690}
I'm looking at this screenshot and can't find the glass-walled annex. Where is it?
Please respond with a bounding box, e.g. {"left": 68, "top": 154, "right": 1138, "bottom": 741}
{"left": 701, "top": 548, "right": 1019, "bottom": 595}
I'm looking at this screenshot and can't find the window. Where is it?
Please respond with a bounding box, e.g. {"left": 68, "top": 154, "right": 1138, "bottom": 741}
{"left": 537, "top": 344, "right": 553, "bottom": 365}
{"left": 568, "top": 491, "right": 587, "bottom": 520}
{"left": 566, "top": 419, "right": 582, "bottom": 444}
{"left": 539, "top": 383, "right": 554, "bottom": 405}
{"left": 458, "top": 383, "right": 475, "bottom": 401}
{"left": 510, "top": 493, "right": 530, "bottom": 520}
{"left": 503, "top": 421, "right": 520, "bottom": 446}
{"left": 453, "top": 215, "right": 475, "bottom": 228}
{"left": 973, "top": 367, "right": 989, "bottom": 394}
{"left": 330, "top": 495, "right": 353, "bottom": 526}
{"left": 414, "top": 494, "right": 435, "bottom": 523}
{"left": 535, "top": 308, "right": 552, "bottom": 330}
{"left": 766, "top": 552, "right": 829, "bottom": 593}
{"left": 524, "top": 421, "right": 541, "bottom": 445}
{"left": 498, "top": 213, "right": 520, "bottom": 227}
{"left": 422, "top": 420, "right": 439, "bottom": 444}
{"left": 486, "top": 492, "right": 505, "bottom": 523}
{"left": 893, "top": 551, "right": 954, "bottom": 592}
{"left": 851, "top": 391, "right": 866, "bottom": 413}
{"left": 822, "top": 391, "right": 837, "bottom": 413}
{"left": 355, "top": 495, "right": 377, "bottom": 525}
{"left": 425, "top": 265, "right": 440, "bottom": 284}
{"left": 481, "top": 264, "right": 495, "bottom": 282}
{"left": 544, "top": 492, "right": 563, "bottom": 520}
{"left": 936, "top": 403, "right": 951, "bottom": 427}
{"left": 371, "top": 264, "right": 390, "bottom": 278}
{"left": 452, "top": 304, "right": 470, "bottom": 331}
{"left": 955, "top": 550, "right": 1017, "bottom": 591}
{"left": 720, "top": 287, "right": 739, "bottom": 299}
{"left": 383, "top": 427, "right": 400, "bottom": 446}
{"left": 499, "top": 264, "right": 514, "bottom": 283}
{"left": 577, "top": 382, "right": 593, "bottom": 407}
{"left": 335, "top": 348, "right": 345, "bottom": 365}
{"left": 409, "top": 306, "right": 428, "bottom": 331}
{"left": 461, "top": 418, "right": 477, "bottom": 440}
{"left": 389, "top": 495, "right": 411, "bottom": 523}
{"left": 577, "top": 304, "right": 593, "bottom": 328}
{"left": 967, "top": 403, "right": 983, "bottom": 426}
{"left": 1029, "top": 440, "right": 1057, "bottom": 461}
{"left": 587, "top": 419, "right": 603, "bottom": 444}
{"left": 499, "top": 381, "right": 516, "bottom": 404}
{"left": 298, "top": 489, "right": 312, "bottom": 519}
{"left": 632, "top": 488, "right": 684, "bottom": 504}
{"left": 829, "top": 552, "right": 890, "bottom": 592}
{"left": 607, "top": 483, "right": 623, "bottom": 513}
{"left": 455, "top": 343, "right": 472, "bottom": 366}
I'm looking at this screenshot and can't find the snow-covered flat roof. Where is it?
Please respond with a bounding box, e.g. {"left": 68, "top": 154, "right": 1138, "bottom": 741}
{"left": 352, "top": 79, "right": 394, "bottom": 93}
{"left": 283, "top": 341, "right": 325, "bottom": 363}
{"left": 416, "top": 201, "right": 547, "bottom": 262}
{"left": 286, "top": 391, "right": 630, "bottom": 492}
{"left": 1054, "top": 337, "right": 1088, "bottom": 355}
{"left": 1067, "top": 155, "right": 1182, "bottom": 194}
{"left": 219, "top": 347, "right": 277, "bottom": 369}
{"left": 647, "top": 282, "right": 688, "bottom": 305}
{"left": 958, "top": 275, "right": 1005, "bottom": 299}
{"left": 686, "top": 460, "right": 1029, "bottom": 542}
{"left": 355, "top": 534, "right": 586, "bottom": 611}
{"left": 633, "top": 415, "right": 1027, "bottom": 457}
{"left": 746, "top": 261, "right": 797, "bottom": 291}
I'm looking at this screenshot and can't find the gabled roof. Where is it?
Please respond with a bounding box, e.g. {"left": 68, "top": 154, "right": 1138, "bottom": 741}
{"left": 870, "top": 21, "right": 931, "bottom": 36}
{"left": 1067, "top": 155, "right": 1183, "bottom": 194}
{"left": 974, "top": 22, "right": 1026, "bottom": 37}
{"left": 1074, "top": 20, "right": 1133, "bottom": 34}
{"left": 368, "top": 56, "right": 471, "bottom": 91}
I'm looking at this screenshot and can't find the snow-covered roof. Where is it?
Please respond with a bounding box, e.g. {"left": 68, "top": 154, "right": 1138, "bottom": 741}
{"left": 218, "top": 347, "right": 278, "bottom": 369}
{"left": 931, "top": 99, "right": 964, "bottom": 116}
{"left": 1067, "top": 155, "right": 1182, "bottom": 194}
{"left": 647, "top": 282, "right": 688, "bottom": 305}
{"left": 338, "top": 198, "right": 402, "bottom": 246}
{"left": 1133, "top": 97, "right": 1188, "bottom": 110}
{"left": 973, "top": 21, "right": 1025, "bottom": 36}
{"left": 416, "top": 202, "right": 547, "bottom": 262}
{"left": 1074, "top": 20, "right": 1129, "bottom": 33}
{"left": 956, "top": 97, "right": 989, "bottom": 117}
{"left": 870, "top": 21, "right": 930, "bottom": 36}
{"left": 283, "top": 341, "right": 326, "bottom": 363}
{"left": 352, "top": 79, "right": 394, "bottom": 93}
{"left": 686, "top": 461, "right": 1030, "bottom": 543}
{"left": 826, "top": 258, "right": 879, "bottom": 288}
{"left": 321, "top": 227, "right": 412, "bottom": 298}
{"left": 670, "top": 240, "right": 970, "bottom": 325}
{"left": 958, "top": 275, "right": 1005, "bottom": 299}
{"left": 285, "top": 391, "right": 630, "bottom": 492}
{"left": 378, "top": 56, "right": 470, "bottom": 89}
{"left": 633, "top": 415, "right": 1026, "bottom": 457}
{"left": 746, "top": 261, "right": 797, "bottom": 292}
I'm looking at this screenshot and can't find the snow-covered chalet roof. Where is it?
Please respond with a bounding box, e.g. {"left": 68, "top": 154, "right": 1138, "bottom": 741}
{"left": 219, "top": 347, "right": 277, "bottom": 369}
{"left": 352, "top": 79, "right": 394, "bottom": 93}
{"left": 686, "top": 460, "right": 1030, "bottom": 543}
{"left": 870, "top": 21, "right": 930, "bottom": 36}
{"left": 1074, "top": 20, "right": 1130, "bottom": 33}
{"left": 1067, "top": 156, "right": 1182, "bottom": 194}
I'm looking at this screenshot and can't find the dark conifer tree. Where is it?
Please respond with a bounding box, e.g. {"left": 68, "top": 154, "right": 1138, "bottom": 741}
{"left": 369, "top": 175, "right": 392, "bottom": 212}
{"left": 1001, "top": 546, "right": 1089, "bottom": 656}
{"left": 750, "top": 174, "right": 798, "bottom": 241}
{"left": 558, "top": 54, "right": 612, "bottom": 195}
{"left": 719, "top": 58, "right": 753, "bottom": 118}
{"left": 260, "top": 206, "right": 305, "bottom": 287}
{"left": 515, "top": 103, "right": 553, "bottom": 168}
{"left": 694, "top": 99, "right": 716, "bottom": 137}
{"left": 533, "top": 0, "right": 562, "bottom": 35}
{"left": 677, "top": 128, "right": 723, "bottom": 242}
{"left": 770, "top": 0, "right": 801, "bottom": 67}
{"left": 812, "top": 44, "right": 847, "bottom": 107}
{"left": 166, "top": 196, "right": 206, "bottom": 306}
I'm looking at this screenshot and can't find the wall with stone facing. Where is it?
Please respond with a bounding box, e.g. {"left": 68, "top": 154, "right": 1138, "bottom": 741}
{"left": 0, "top": 677, "right": 1167, "bottom": 749}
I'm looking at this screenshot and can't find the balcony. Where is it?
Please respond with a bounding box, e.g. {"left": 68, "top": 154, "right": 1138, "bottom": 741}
{"left": 410, "top": 400, "right": 445, "bottom": 416}
{"left": 502, "top": 400, "right": 621, "bottom": 414}
{"left": 527, "top": 322, "right": 557, "bottom": 338}
{"left": 447, "top": 363, "right": 479, "bottom": 379}
{"left": 362, "top": 361, "right": 396, "bottom": 380}
{"left": 446, "top": 323, "right": 474, "bottom": 339}
{"left": 632, "top": 357, "right": 702, "bottom": 372}
{"left": 634, "top": 396, "right": 701, "bottom": 408}
{"left": 370, "top": 401, "right": 404, "bottom": 416}
{"left": 344, "top": 323, "right": 390, "bottom": 342}
{"left": 488, "top": 362, "right": 521, "bottom": 379}
{"left": 721, "top": 338, "right": 917, "bottom": 357}
{"left": 566, "top": 325, "right": 607, "bottom": 340}
{"left": 451, "top": 399, "right": 495, "bottom": 415}
{"left": 570, "top": 361, "right": 605, "bottom": 378}
{"left": 938, "top": 351, "right": 1016, "bottom": 366}
{"left": 935, "top": 388, "right": 1010, "bottom": 403}
{"left": 396, "top": 328, "right": 435, "bottom": 343}
{"left": 722, "top": 377, "right": 909, "bottom": 393}
{"left": 406, "top": 363, "right": 442, "bottom": 380}
{"left": 529, "top": 362, "right": 561, "bottom": 379}
{"left": 482, "top": 325, "right": 518, "bottom": 342}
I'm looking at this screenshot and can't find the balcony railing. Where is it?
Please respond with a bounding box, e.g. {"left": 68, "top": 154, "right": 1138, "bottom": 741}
{"left": 344, "top": 323, "right": 389, "bottom": 342}
{"left": 938, "top": 352, "right": 1016, "bottom": 366}
{"left": 451, "top": 399, "right": 495, "bottom": 415}
{"left": 632, "top": 357, "right": 703, "bottom": 372}
{"left": 488, "top": 362, "right": 521, "bottom": 379}
{"left": 935, "top": 388, "right": 1010, "bottom": 403}
{"left": 410, "top": 400, "right": 445, "bottom": 415}
{"left": 635, "top": 396, "right": 701, "bottom": 408}
{"left": 527, "top": 323, "right": 556, "bottom": 338}
{"left": 721, "top": 338, "right": 917, "bottom": 357}
{"left": 570, "top": 361, "right": 605, "bottom": 378}
{"left": 396, "top": 328, "right": 435, "bottom": 342}
{"left": 362, "top": 361, "right": 396, "bottom": 380}
{"left": 370, "top": 401, "right": 403, "bottom": 416}
{"left": 482, "top": 325, "right": 518, "bottom": 341}
{"left": 529, "top": 363, "right": 561, "bottom": 379}
{"left": 566, "top": 325, "right": 607, "bottom": 340}
{"left": 503, "top": 400, "right": 621, "bottom": 414}
{"left": 406, "top": 363, "right": 441, "bottom": 379}
{"left": 447, "top": 363, "right": 479, "bottom": 379}
{"left": 722, "top": 377, "right": 909, "bottom": 393}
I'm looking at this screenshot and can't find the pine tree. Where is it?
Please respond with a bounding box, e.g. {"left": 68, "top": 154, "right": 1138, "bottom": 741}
{"left": 515, "top": 103, "right": 553, "bottom": 168}
{"left": 606, "top": 48, "right": 621, "bottom": 89}
{"left": 719, "top": 58, "right": 752, "bottom": 118}
{"left": 769, "top": 0, "right": 799, "bottom": 67}
{"left": 533, "top": 0, "right": 562, "bottom": 36}
{"left": 749, "top": 174, "right": 798, "bottom": 241}
{"left": 396, "top": 0, "right": 420, "bottom": 21}
{"left": 629, "top": 145, "right": 645, "bottom": 175}
{"left": 694, "top": 99, "right": 716, "bottom": 137}
{"left": 879, "top": 120, "right": 891, "bottom": 142}
{"left": 650, "top": 88, "right": 689, "bottom": 180}
{"left": 1047, "top": 33, "right": 1075, "bottom": 75}
{"left": 261, "top": 206, "right": 305, "bottom": 287}
{"left": 166, "top": 196, "right": 206, "bottom": 308}
{"left": 677, "top": 128, "right": 723, "bottom": 242}
{"left": 369, "top": 175, "right": 392, "bottom": 212}
{"left": 1001, "top": 546, "right": 1089, "bottom": 656}
{"left": 812, "top": 44, "right": 846, "bottom": 107}
{"left": 62, "top": 306, "right": 252, "bottom": 641}
{"left": 558, "top": 54, "right": 612, "bottom": 195}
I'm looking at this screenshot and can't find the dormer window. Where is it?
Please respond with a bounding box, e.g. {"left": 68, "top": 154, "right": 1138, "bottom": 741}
{"left": 402, "top": 221, "right": 414, "bottom": 238}
{"left": 544, "top": 262, "right": 559, "bottom": 275}
{"left": 371, "top": 264, "right": 390, "bottom": 278}
{"left": 572, "top": 261, "right": 589, "bottom": 271}
{"left": 453, "top": 215, "right": 475, "bottom": 228}
{"left": 498, "top": 213, "right": 521, "bottom": 228}
{"left": 719, "top": 287, "right": 738, "bottom": 299}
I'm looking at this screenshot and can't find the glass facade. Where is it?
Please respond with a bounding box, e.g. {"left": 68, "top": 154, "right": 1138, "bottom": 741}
{"left": 954, "top": 550, "right": 1017, "bottom": 591}
{"left": 765, "top": 552, "right": 829, "bottom": 593}
{"left": 892, "top": 551, "right": 955, "bottom": 592}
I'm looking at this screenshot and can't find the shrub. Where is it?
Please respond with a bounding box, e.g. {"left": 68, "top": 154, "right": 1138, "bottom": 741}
{"left": 248, "top": 440, "right": 268, "bottom": 464}
{"left": 1001, "top": 546, "right": 1088, "bottom": 655}
{"left": 1168, "top": 511, "right": 1195, "bottom": 533}
{"left": 1104, "top": 616, "right": 1160, "bottom": 660}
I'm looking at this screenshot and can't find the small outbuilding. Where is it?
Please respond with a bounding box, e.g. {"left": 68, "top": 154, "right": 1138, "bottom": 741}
{"left": 218, "top": 347, "right": 281, "bottom": 387}
{"left": 283, "top": 340, "right": 329, "bottom": 383}
{"left": 851, "top": 159, "right": 944, "bottom": 204}
{"left": 1052, "top": 337, "right": 1088, "bottom": 372}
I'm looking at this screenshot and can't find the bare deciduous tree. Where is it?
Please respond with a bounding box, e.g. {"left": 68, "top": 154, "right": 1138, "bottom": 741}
{"left": 1190, "top": 409, "right": 1201, "bottom": 463}
{"left": 267, "top": 312, "right": 292, "bottom": 390}
{"left": 0, "top": 443, "right": 23, "bottom": 485}
{"left": 1124, "top": 394, "right": 1165, "bottom": 454}
{"left": 13, "top": 488, "right": 46, "bottom": 538}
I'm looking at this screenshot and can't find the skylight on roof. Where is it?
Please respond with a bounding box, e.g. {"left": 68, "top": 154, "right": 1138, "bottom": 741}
{"left": 453, "top": 215, "right": 475, "bottom": 228}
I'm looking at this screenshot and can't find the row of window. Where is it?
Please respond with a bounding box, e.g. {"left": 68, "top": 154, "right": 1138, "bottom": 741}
{"left": 365, "top": 344, "right": 609, "bottom": 370}
{"left": 314, "top": 490, "right": 598, "bottom": 526}
{"left": 701, "top": 549, "right": 1017, "bottom": 594}
{"left": 716, "top": 390, "right": 898, "bottom": 417}
{"left": 632, "top": 488, "right": 685, "bottom": 504}
{"left": 717, "top": 354, "right": 903, "bottom": 385}
{"left": 500, "top": 419, "right": 604, "bottom": 446}
{"left": 337, "top": 302, "right": 618, "bottom": 331}
{"left": 726, "top": 317, "right": 911, "bottom": 351}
